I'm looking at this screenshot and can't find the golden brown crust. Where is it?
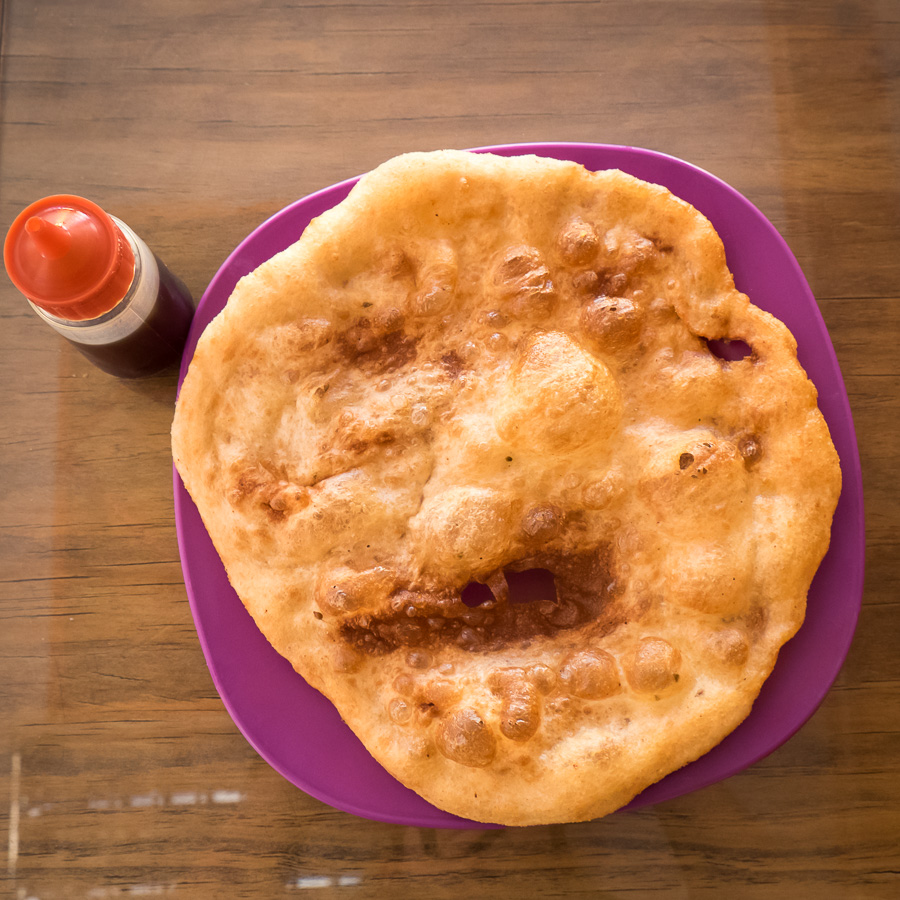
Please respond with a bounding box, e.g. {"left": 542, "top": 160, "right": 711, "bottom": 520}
{"left": 172, "top": 150, "right": 841, "bottom": 825}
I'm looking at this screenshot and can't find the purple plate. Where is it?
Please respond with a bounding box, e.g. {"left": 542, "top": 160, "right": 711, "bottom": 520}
{"left": 174, "top": 143, "right": 864, "bottom": 828}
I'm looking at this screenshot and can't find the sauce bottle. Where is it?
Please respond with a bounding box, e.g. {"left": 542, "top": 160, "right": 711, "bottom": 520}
{"left": 4, "top": 195, "right": 195, "bottom": 378}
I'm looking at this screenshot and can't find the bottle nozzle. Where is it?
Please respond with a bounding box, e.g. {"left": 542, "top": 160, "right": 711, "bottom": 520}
{"left": 25, "top": 216, "right": 73, "bottom": 260}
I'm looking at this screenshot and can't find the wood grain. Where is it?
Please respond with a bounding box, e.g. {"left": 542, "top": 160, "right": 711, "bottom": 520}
{"left": 1, "top": 0, "right": 898, "bottom": 896}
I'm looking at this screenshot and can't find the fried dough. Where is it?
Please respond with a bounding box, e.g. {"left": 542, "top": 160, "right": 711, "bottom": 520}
{"left": 172, "top": 150, "right": 841, "bottom": 825}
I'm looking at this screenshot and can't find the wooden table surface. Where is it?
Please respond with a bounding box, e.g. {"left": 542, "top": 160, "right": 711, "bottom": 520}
{"left": 1, "top": 1, "right": 898, "bottom": 896}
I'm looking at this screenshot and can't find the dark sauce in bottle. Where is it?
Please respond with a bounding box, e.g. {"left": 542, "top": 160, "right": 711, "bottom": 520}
{"left": 69, "top": 255, "right": 195, "bottom": 378}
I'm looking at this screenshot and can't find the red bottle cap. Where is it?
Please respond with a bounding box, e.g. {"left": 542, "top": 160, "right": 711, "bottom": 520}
{"left": 4, "top": 194, "right": 136, "bottom": 321}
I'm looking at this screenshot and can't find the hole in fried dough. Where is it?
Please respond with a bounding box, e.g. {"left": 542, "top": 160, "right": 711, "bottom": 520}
{"left": 707, "top": 338, "right": 753, "bottom": 361}
{"left": 462, "top": 568, "right": 557, "bottom": 607}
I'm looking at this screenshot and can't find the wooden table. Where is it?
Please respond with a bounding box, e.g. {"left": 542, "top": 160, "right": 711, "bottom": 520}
{"left": 2, "top": 1, "right": 897, "bottom": 896}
